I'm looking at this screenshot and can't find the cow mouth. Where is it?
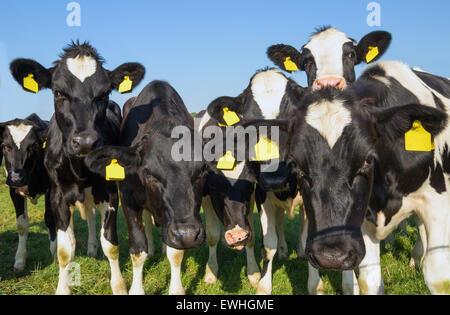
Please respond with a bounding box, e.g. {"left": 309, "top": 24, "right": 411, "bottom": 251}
{"left": 15, "top": 186, "right": 30, "bottom": 197}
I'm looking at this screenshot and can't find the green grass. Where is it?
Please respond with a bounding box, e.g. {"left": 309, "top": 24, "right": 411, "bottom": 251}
{"left": 0, "top": 168, "right": 429, "bottom": 295}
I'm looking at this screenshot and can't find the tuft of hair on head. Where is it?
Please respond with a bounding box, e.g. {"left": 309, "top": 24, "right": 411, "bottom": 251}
{"left": 59, "top": 40, "right": 104, "bottom": 62}
{"left": 310, "top": 25, "right": 333, "bottom": 37}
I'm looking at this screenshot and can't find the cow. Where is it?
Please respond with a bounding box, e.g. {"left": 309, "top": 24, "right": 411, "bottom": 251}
{"left": 85, "top": 80, "right": 208, "bottom": 295}
{"left": 267, "top": 26, "right": 392, "bottom": 90}
{"left": 261, "top": 61, "right": 450, "bottom": 295}
{"left": 10, "top": 41, "right": 145, "bottom": 295}
{"left": 0, "top": 114, "right": 52, "bottom": 272}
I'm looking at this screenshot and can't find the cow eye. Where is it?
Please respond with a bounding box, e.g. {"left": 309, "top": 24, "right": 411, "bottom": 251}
{"left": 347, "top": 52, "right": 356, "bottom": 60}
{"left": 54, "top": 91, "right": 67, "bottom": 101}
{"left": 3, "top": 144, "right": 12, "bottom": 153}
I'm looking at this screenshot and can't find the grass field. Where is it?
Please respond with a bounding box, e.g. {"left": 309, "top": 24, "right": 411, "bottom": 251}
{"left": 0, "top": 169, "right": 429, "bottom": 295}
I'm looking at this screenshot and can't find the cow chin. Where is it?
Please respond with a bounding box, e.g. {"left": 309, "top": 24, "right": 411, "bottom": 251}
{"left": 305, "top": 230, "right": 365, "bottom": 271}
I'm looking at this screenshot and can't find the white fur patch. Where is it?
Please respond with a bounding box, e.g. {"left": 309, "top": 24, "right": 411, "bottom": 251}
{"left": 305, "top": 99, "right": 351, "bottom": 148}
{"left": 197, "top": 111, "right": 211, "bottom": 132}
{"left": 66, "top": 56, "right": 97, "bottom": 83}
{"left": 305, "top": 28, "right": 352, "bottom": 80}
{"left": 221, "top": 161, "right": 245, "bottom": 185}
{"left": 7, "top": 124, "right": 32, "bottom": 149}
{"left": 251, "top": 69, "right": 287, "bottom": 119}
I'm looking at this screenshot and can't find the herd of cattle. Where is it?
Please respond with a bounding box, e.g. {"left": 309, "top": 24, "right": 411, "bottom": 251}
{"left": 1, "top": 26, "right": 449, "bottom": 295}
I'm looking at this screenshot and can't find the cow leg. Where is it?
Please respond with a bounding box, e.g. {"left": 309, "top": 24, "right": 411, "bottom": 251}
{"left": 342, "top": 271, "right": 360, "bottom": 295}
{"left": 10, "top": 188, "right": 28, "bottom": 273}
{"left": 256, "top": 202, "right": 278, "bottom": 295}
{"left": 142, "top": 210, "right": 155, "bottom": 257}
{"left": 308, "top": 264, "right": 324, "bottom": 295}
{"left": 416, "top": 193, "right": 450, "bottom": 295}
{"left": 297, "top": 208, "right": 307, "bottom": 259}
{"left": 410, "top": 215, "right": 427, "bottom": 270}
{"left": 246, "top": 194, "right": 260, "bottom": 288}
{"left": 44, "top": 193, "right": 57, "bottom": 259}
{"left": 167, "top": 246, "right": 185, "bottom": 295}
{"left": 86, "top": 207, "right": 98, "bottom": 258}
{"left": 358, "top": 220, "right": 384, "bottom": 295}
{"left": 55, "top": 205, "right": 75, "bottom": 295}
{"left": 203, "top": 196, "right": 220, "bottom": 284}
{"left": 276, "top": 209, "right": 288, "bottom": 260}
{"left": 98, "top": 201, "right": 127, "bottom": 295}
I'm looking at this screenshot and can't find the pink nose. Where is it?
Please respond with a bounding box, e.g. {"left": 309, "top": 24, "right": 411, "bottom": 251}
{"left": 313, "top": 77, "right": 346, "bottom": 91}
{"left": 225, "top": 229, "right": 249, "bottom": 248}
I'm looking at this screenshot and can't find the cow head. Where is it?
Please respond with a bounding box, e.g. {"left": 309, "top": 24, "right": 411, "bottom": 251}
{"left": 267, "top": 27, "right": 391, "bottom": 90}
{"left": 85, "top": 120, "right": 208, "bottom": 250}
{"left": 10, "top": 41, "right": 145, "bottom": 157}
{"left": 0, "top": 114, "right": 48, "bottom": 193}
{"left": 261, "top": 88, "right": 447, "bottom": 270}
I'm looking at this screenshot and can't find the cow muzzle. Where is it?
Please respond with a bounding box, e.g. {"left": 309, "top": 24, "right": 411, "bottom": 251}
{"left": 313, "top": 77, "right": 346, "bottom": 91}
{"left": 7, "top": 170, "right": 28, "bottom": 188}
{"left": 165, "top": 223, "right": 205, "bottom": 249}
{"left": 70, "top": 132, "right": 99, "bottom": 157}
{"left": 224, "top": 226, "right": 250, "bottom": 250}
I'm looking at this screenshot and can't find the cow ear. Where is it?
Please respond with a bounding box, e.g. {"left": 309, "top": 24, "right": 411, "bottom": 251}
{"left": 356, "top": 31, "right": 392, "bottom": 64}
{"left": 109, "top": 63, "right": 145, "bottom": 94}
{"left": 84, "top": 145, "right": 141, "bottom": 178}
{"left": 10, "top": 59, "right": 52, "bottom": 93}
{"left": 372, "top": 104, "right": 447, "bottom": 142}
{"left": 267, "top": 44, "right": 303, "bottom": 73}
{"left": 207, "top": 96, "right": 243, "bottom": 127}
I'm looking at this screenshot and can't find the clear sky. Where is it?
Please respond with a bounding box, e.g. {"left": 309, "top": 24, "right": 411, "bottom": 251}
{"left": 0, "top": 0, "right": 449, "bottom": 121}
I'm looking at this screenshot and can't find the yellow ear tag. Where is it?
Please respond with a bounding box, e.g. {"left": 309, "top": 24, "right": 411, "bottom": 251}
{"left": 284, "top": 57, "right": 299, "bottom": 71}
{"left": 42, "top": 140, "right": 47, "bottom": 149}
{"left": 105, "top": 159, "right": 125, "bottom": 181}
{"left": 23, "top": 74, "right": 38, "bottom": 93}
{"left": 222, "top": 108, "right": 240, "bottom": 126}
{"left": 366, "top": 46, "right": 379, "bottom": 63}
{"left": 405, "top": 120, "right": 435, "bottom": 152}
{"left": 217, "top": 151, "right": 236, "bottom": 170}
{"left": 118, "top": 76, "right": 133, "bottom": 94}
{"left": 253, "top": 136, "right": 280, "bottom": 161}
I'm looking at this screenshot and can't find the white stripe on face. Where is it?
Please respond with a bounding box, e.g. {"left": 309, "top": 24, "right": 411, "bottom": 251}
{"left": 66, "top": 55, "right": 97, "bottom": 83}
{"left": 7, "top": 124, "right": 33, "bottom": 150}
{"left": 305, "top": 28, "right": 352, "bottom": 80}
{"left": 221, "top": 161, "right": 245, "bottom": 186}
{"left": 305, "top": 99, "right": 351, "bottom": 148}
{"left": 251, "top": 69, "right": 287, "bottom": 119}
{"left": 197, "top": 111, "right": 211, "bottom": 132}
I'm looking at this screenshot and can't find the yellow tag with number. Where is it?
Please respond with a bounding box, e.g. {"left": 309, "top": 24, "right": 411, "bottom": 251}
{"left": 284, "top": 57, "right": 299, "bottom": 71}
{"left": 118, "top": 76, "right": 133, "bottom": 94}
{"left": 405, "top": 120, "right": 435, "bottom": 152}
{"left": 222, "top": 108, "right": 240, "bottom": 126}
{"left": 253, "top": 136, "right": 280, "bottom": 161}
{"left": 217, "top": 151, "right": 236, "bottom": 170}
{"left": 366, "top": 46, "right": 379, "bottom": 63}
{"left": 105, "top": 159, "right": 125, "bottom": 181}
{"left": 23, "top": 74, "right": 38, "bottom": 93}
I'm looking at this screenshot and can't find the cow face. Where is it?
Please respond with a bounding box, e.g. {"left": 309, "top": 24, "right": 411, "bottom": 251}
{"left": 10, "top": 41, "right": 145, "bottom": 157}
{"left": 85, "top": 121, "right": 208, "bottom": 250}
{"left": 0, "top": 115, "right": 47, "bottom": 192}
{"left": 267, "top": 27, "right": 391, "bottom": 90}
{"left": 264, "top": 88, "right": 447, "bottom": 270}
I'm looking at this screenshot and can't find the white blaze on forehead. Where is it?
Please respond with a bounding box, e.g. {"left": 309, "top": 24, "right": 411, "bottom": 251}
{"left": 7, "top": 124, "right": 33, "bottom": 149}
{"left": 251, "top": 69, "right": 287, "bottom": 119}
{"left": 66, "top": 55, "right": 97, "bottom": 83}
{"left": 197, "top": 111, "right": 211, "bottom": 132}
{"left": 221, "top": 161, "right": 245, "bottom": 186}
{"left": 305, "top": 99, "right": 351, "bottom": 148}
{"left": 305, "top": 28, "right": 353, "bottom": 80}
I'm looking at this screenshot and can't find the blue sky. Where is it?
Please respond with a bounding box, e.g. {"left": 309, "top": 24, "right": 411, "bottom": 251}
{"left": 0, "top": 0, "right": 449, "bottom": 121}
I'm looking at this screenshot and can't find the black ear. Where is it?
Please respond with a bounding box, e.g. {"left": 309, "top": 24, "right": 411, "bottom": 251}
{"left": 267, "top": 44, "right": 303, "bottom": 73}
{"left": 10, "top": 59, "right": 52, "bottom": 92}
{"left": 206, "top": 96, "right": 243, "bottom": 126}
{"left": 356, "top": 31, "right": 392, "bottom": 64}
{"left": 84, "top": 145, "right": 141, "bottom": 177}
{"left": 109, "top": 63, "right": 145, "bottom": 93}
{"left": 372, "top": 104, "right": 447, "bottom": 141}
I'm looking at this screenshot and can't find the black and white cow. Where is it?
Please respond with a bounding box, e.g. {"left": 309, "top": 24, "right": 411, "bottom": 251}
{"left": 85, "top": 80, "right": 208, "bottom": 295}
{"left": 262, "top": 61, "right": 450, "bottom": 295}
{"left": 10, "top": 41, "right": 145, "bottom": 295}
{"left": 0, "top": 114, "right": 52, "bottom": 272}
{"left": 197, "top": 68, "right": 306, "bottom": 294}
{"left": 267, "top": 26, "right": 392, "bottom": 90}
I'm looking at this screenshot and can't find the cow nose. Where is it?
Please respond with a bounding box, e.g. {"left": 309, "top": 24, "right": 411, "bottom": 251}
{"left": 7, "top": 171, "right": 26, "bottom": 187}
{"left": 306, "top": 239, "right": 363, "bottom": 271}
{"left": 71, "top": 133, "right": 98, "bottom": 156}
{"left": 313, "top": 77, "right": 346, "bottom": 91}
{"left": 166, "top": 223, "right": 205, "bottom": 249}
{"left": 225, "top": 227, "right": 249, "bottom": 250}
